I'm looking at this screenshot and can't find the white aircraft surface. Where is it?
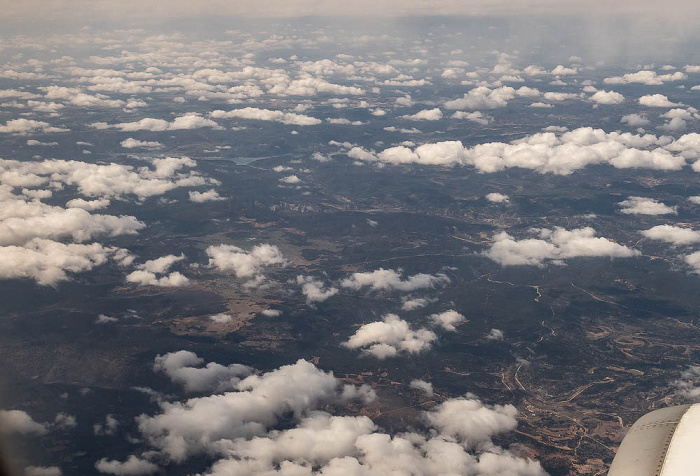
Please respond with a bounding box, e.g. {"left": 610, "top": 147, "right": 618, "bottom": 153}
{"left": 608, "top": 403, "right": 700, "bottom": 476}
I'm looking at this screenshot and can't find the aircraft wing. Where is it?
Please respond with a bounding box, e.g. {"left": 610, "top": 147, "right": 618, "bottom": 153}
{"left": 608, "top": 403, "right": 700, "bottom": 476}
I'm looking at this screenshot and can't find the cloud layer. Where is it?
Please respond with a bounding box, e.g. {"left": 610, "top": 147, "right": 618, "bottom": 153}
{"left": 346, "top": 128, "right": 694, "bottom": 174}
{"left": 108, "top": 353, "right": 546, "bottom": 475}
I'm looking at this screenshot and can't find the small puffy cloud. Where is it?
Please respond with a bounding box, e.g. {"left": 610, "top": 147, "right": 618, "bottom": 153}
{"left": 279, "top": 175, "right": 301, "bottom": 184}
{"left": 138, "top": 254, "right": 185, "bottom": 274}
{"left": 42, "top": 86, "right": 125, "bottom": 108}
{"left": 382, "top": 77, "right": 430, "bottom": 87}
{"left": 28, "top": 101, "right": 66, "bottom": 113}
{"left": 523, "top": 65, "right": 547, "bottom": 76}
{"left": 543, "top": 92, "right": 581, "bottom": 101}
{"left": 667, "top": 133, "right": 700, "bottom": 163}
{"left": 94, "top": 456, "right": 158, "bottom": 475}
{"left": 621, "top": 113, "right": 650, "bottom": 127}
{"left": 589, "top": 90, "right": 624, "bottom": 105}
{"left": 189, "top": 189, "right": 224, "bottom": 202}
{"left": 429, "top": 310, "right": 466, "bottom": 331}
{"left": 444, "top": 86, "right": 516, "bottom": 110}
{"left": 342, "top": 314, "right": 437, "bottom": 358}
{"left": 126, "top": 254, "right": 189, "bottom": 287}
{"left": 22, "top": 189, "right": 53, "bottom": 200}
{"left": 425, "top": 397, "right": 518, "bottom": 447}
{"left": 440, "top": 68, "right": 464, "bottom": 79}
{"left": 661, "top": 108, "right": 700, "bottom": 120}
{"left": 684, "top": 251, "right": 700, "bottom": 273}
{"left": 673, "top": 366, "right": 700, "bottom": 401}
{"left": 451, "top": 110, "right": 493, "bottom": 125}
{"left": 210, "top": 313, "right": 233, "bottom": 324}
{"left": 206, "top": 243, "right": 286, "bottom": 282}
{"left": 66, "top": 198, "right": 110, "bottom": 211}
{"left": 211, "top": 107, "right": 321, "bottom": 126}
{"left": 0, "top": 119, "right": 67, "bottom": 134}
{"left": 125, "top": 98, "right": 148, "bottom": 109}
{"left": 485, "top": 192, "right": 509, "bottom": 203}
{"left": 516, "top": 86, "right": 541, "bottom": 97}
{"left": 487, "top": 328, "right": 504, "bottom": 340}
{"left": 71, "top": 94, "right": 124, "bottom": 109}
{"left": 604, "top": 70, "right": 687, "bottom": 85}
{"left": 126, "top": 270, "right": 189, "bottom": 287}
{"left": 658, "top": 117, "right": 687, "bottom": 132}
{"left": 25, "top": 466, "right": 62, "bottom": 476}
{"left": 0, "top": 239, "right": 124, "bottom": 286}
{"left": 639, "top": 94, "right": 679, "bottom": 108}
{"left": 54, "top": 413, "right": 76, "bottom": 430}
{"left": 273, "top": 77, "right": 365, "bottom": 96}
{"left": 0, "top": 410, "right": 49, "bottom": 435}
{"left": 659, "top": 109, "right": 699, "bottom": 132}
{"left": 120, "top": 138, "right": 163, "bottom": 149}
{"left": 92, "top": 114, "right": 222, "bottom": 131}
{"left": 484, "top": 227, "right": 639, "bottom": 267}
{"left": 94, "top": 414, "right": 119, "bottom": 436}
{"left": 326, "top": 118, "right": 364, "bottom": 126}
{"left": 551, "top": 65, "right": 577, "bottom": 75}
{"left": 642, "top": 225, "right": 700, "bottom": 245}
{"left": 402, "top": 108, "right": 443, "bottom": 121}
{"left": 341, "top": 268, "right": 450, "bottom": 292}
{"left": 154, "top": 351, "right": 252, "bottom": 393}
{"left": 401, "top": 296, "right": 435, "bottom": 311}
{"left": 296, "top": 275, "right": 339, "bottom": 303}
{"left": 96, "top": 314, "right": 118, "bottom": 324}
{"left": 26, "top": 140, "right": 59, "bottom": 146}
{"left": 350, "top": 141, "right": 467, "bottom": 166}
{"left": 382, "top": 126, "right": 421, "bottom": 134}
{"left": 618, "top": 197, "right": 677, "bottom": 215}
{"left": 0, "top": 89, "right": 39, "bottom": 100}
{"left": 261, "top": 309, "right": 282, "bottom": 317}
{"left": 409, "top": 379, "right": 433, "bottom": 396}
{"left": 395, "top": 95, "right": 414, "bottom": 107}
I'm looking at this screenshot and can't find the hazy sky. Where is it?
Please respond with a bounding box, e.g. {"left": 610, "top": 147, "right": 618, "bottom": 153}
{"left": 3, "top": 0, "right": 699, "bottom": 24}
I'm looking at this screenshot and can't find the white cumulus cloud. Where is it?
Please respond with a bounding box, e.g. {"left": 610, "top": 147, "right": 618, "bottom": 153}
{"left": 92, "top": 114, "right": 222, "bottom": 131}
{"left": 94, "top": 456, "right": 158, "bottom": 475}
{"left": 154, "top": 351, "right": 252, "bottom": 393}
{"left": 211, "top": 107, "right": 321, "bottom": 126}
{"left": 486, "top": 192, "right": 510, "bottom": 203}
{"left": 120, "top": 138, "right": 164, "bottom": 149}
{"left": 402, "top": 108, "right": 443, "bottom": 121}
{"left": 189, "top": 189, "right": 224, "bottom": 202}
{"left": 341, "top": 268, "right": 450, "bottom": 292}
{"left": 639, "top": 94, "right": 679, "bottom": 108}
{"left": 296, "top": 275, "right": 339, "bottom": 303}
{"left": 206, "top": 243, "right": 286, "bottom": 283}
{"left": 589, "top": 90, "right": 624, "bottom": 105}
{"left": 342, "top": 314, "right": 438, "bottom": 358}
{"left": 484, "top": 227, "right": 639, "bottom": 267}
{"left": 618, "top": 197, "right": 677, "bottom": 215}
{"left": 641, "top": 225, "right": 700, "bottom": 245}
{"left": 429, "top": 310, "right": 466, "bottom": 331}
